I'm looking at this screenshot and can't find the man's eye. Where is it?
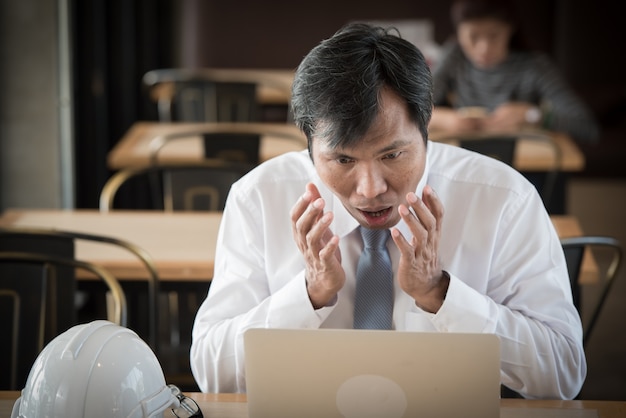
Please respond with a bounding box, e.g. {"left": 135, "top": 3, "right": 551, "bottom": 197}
{"left": 337, "top": 157, "right": 353, "bottom": 164}
{"left": 383, "top": 152, "right": 401, "bottom": 160}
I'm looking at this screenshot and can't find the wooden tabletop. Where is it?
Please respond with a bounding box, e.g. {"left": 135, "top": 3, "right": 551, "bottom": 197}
{"left": 107, "top": 121, "right": 307, "bottom": 170}
{"left": 0, "top": 209, "right": 596, "bottom": 285}
{"left": 0, "top": 209, "right": 219, "bottom": 281}
{"left": 109, "top": 122, "right": 583, "bottom": 173}
{"left": 149, "top": 68, "right": 294, "bottom": 106}
{"left": 429, "top": 129, "right": 585, "bottom": 172}
{"left": 2, "top": 391, "right": 624, "bottom": 417}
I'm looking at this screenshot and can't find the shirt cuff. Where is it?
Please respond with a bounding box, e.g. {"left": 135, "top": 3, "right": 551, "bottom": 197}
{"left": 405, "top": 273, "right": 497, "bottom": 333}
{"left": 267, "top": 271, "right": 335, "bottom": 328}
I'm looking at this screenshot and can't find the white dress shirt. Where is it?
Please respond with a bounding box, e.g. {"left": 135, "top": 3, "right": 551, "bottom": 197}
{"left": 190, "top": 141, "right": 586, "bottom": 399}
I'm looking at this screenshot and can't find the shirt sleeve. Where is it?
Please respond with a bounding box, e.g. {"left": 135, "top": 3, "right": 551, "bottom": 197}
{"left": 189, "top": 183, "right": 331, "bottom": 393}
{"left": 406, "top": 187, "right": 586, "bottom": 400}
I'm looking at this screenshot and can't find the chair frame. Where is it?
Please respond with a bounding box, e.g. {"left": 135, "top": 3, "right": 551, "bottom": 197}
{"left": 143, "top": 68, "right": 292, "bottom": 122}
{"left": 0, "top": 227, "right": 160, "bottom": 352}
{"left": 99, "top": 159, "right": 254, "bottom": 213}
{"left": 0, "top": 251, "right": 127, "bottom": 326}
{"left": 561, "top": 235, "right": 623, "bottom": 345}
{"left": 142, "top": 69, "right": 261, "bottom": 122}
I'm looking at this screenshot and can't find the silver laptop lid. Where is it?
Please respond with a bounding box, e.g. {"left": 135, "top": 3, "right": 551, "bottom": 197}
{"left": 244, "top": 328, "right": 500, "bottom": 418}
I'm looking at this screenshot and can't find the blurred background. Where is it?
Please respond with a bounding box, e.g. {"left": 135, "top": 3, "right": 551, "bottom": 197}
{"left": 1, "top": 0, "right": 624, "bottom": 210}
{"left": 1, "top": 0, "right": 624, "bottom": 399}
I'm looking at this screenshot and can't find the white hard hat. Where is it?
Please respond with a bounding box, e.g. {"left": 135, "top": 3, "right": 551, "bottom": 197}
{"left": 11, "top": 320, "right": 179, "bottom": 418}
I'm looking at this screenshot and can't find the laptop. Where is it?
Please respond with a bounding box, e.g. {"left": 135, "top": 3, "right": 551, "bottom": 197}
{"left": 244, "top": 328, "right": 501, "bottom": 418}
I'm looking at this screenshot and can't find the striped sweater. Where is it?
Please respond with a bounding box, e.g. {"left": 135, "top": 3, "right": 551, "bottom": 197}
{"left": 432, "top": 42, "right": 599, "bottom": 143}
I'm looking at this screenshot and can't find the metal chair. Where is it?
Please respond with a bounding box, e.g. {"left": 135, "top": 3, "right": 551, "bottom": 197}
{"left": 0, "top": 251, "right": 127, "bottom": 390}
{"left": 0, "top": 227, "right": 160, "bottom": 353}
{"left": 98, "top": 159, "right": 251, "bottom": 388}
{"left": 561, "top": 236, "right": 623, "bottom": 345}
{"left": 99, "top": 158, "right": 252, "bottom": 390}
{"left": 0, "top": 264, "right": 46, "bottom": 391}
{"left": 99, "top": 159, "right": 253, "bottom": 212}
{"left": 143, "top": 68, "right": 259, "bottom": 122}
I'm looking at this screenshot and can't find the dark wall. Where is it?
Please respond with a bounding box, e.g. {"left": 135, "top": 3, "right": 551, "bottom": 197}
{"left": 180, "top": 0, "right": 453, "bottom": 69}
{"left": 176, "top": 0, "right": 562, "bottom": 68}
{"left": 72, "top": 0, "right": 625, "bottom": 208}
{"left": 550, "top": 0, "right": 626, "bottom": 177}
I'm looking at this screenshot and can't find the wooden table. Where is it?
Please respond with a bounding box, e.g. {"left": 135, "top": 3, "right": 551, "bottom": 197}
{"left": 0, "top": 210, "right": 596, "bottom": 285}
{"left": 107, "top": 121, "right": 307, "bottom": 170}
{"left": 148, "top": 68, "right": 294, "bottom": 106}
{"left": 429, "top": 129, "right": 585, "bottom": 172}
{"left": 109, "top": 123, "right": 583, "bottom": 174}
{"left": 2, "top": 391, "right": 624, "bottom": 417}
{"left": 0, "top": 209, "right": 219, "bottom": 282}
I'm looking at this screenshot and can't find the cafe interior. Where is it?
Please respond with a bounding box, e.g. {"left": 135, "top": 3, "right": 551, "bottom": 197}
{"left": 1, "top": 0, "right": 625, "bottom": 411}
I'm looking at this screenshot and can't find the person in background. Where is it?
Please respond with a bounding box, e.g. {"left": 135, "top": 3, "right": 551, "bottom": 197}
{"left": 190, "top": 22, "right": 585, "bottom": 399}
{"left": 429, "top": 0, "right": 599, "bottom": 144}
{"left": 429, "top": 0, "right": 600, "bottom": 214}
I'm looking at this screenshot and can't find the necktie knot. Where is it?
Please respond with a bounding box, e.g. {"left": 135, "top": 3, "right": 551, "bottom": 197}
{"left": 360, "top": 228, "right": 390, "bottom": 250}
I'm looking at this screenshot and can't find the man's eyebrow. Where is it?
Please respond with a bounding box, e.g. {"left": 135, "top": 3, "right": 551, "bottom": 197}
{"left": 367, "top": 138, "right": 416, "bottom": 155}
{"left": 321, "top": 138, "right": 414, "bottom": 158}
{"left": 378, "top": 139, "right": 413, "bottom": 153}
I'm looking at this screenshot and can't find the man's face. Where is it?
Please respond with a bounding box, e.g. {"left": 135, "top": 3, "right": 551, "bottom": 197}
{"left": 311, "top": 87, "right": 427, "bottom": 230}
{"left": 457, "top": 18, "right": 513, "bottom": 69}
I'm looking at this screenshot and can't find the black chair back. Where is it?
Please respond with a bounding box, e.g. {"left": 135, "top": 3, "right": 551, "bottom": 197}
{"left": 561, "top": 236, "right": 623, "bottom": 345}
{"left": 0, "top": 262, "right": 47, "bottom": 390}
{"left": 0, "top": 233, "right": 75, "bottom": 338}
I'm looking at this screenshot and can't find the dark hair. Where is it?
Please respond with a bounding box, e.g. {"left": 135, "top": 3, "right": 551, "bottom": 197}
{"left": 290, "top": 22, "right": 433, "bottom": 156}
{"left": 450, "top": 0, "right": 527, "bottom": 50}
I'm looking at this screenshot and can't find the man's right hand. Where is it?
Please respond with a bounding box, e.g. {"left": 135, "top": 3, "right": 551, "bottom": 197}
{"left": 290, "top": 182, "right": 344, "bottom": 309}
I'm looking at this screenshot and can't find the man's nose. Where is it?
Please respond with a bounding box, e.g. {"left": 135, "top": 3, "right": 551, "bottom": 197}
{"left": 355, "top": 164, "right": 387, "bottom": 198}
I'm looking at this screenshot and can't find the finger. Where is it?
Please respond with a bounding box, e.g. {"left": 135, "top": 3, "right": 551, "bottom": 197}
{"left": 407, "top": 192, "right": 436, "bottom": 235}
{"left": 290, "top": 183, "right": 322, "bottom": 225}
{"left": 307, "top": 210, "right": 334, "bottom": 255}
{"left": 294, "top": 197, "right": 325, "bottom": 252}
{"left": 422, "top": 185, "right": 444, "bottom": 231}
{"left": 318, "top": 234, "right": 340, "bottom": 265}
{"left": 306, "top": 182, "right": 322, "bottom": 199}
{"left": 398, "top": 203, "right": 426, "bottom": 249}
{"left": 290, "top": 189, "right": 313, "bottom": 226}
{"left": 298, "top": 183, "right": 325, "bottom": 235}
{"left": 290, "top": 185, "right": 325, "bottom": 253}
{"left": 390, "top": 226, "right": 415, "bottom": 257}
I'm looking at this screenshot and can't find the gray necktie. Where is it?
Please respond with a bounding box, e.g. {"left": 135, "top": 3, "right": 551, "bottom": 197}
{"left": 353, "top": 227, "right": 393, "bottom": 329}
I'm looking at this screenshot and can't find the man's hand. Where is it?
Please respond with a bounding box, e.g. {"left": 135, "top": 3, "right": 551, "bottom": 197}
{"left": 290, "top": 182, "right": 344, "bottom": 309}
{"left": 483, "top": 102, "right": 535, "bottom": 131}
{"left": 391, "top": 185, "right": 449, "bottom": 313}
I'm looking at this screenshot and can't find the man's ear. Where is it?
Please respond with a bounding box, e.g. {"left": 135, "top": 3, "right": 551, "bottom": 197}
{"left": 308, "top": 138, "right": 314, "bottom": 163}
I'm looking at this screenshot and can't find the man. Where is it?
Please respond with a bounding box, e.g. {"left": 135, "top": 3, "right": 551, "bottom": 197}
{"left": 190, "top": 22, "right": 585, "bottom": 399}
